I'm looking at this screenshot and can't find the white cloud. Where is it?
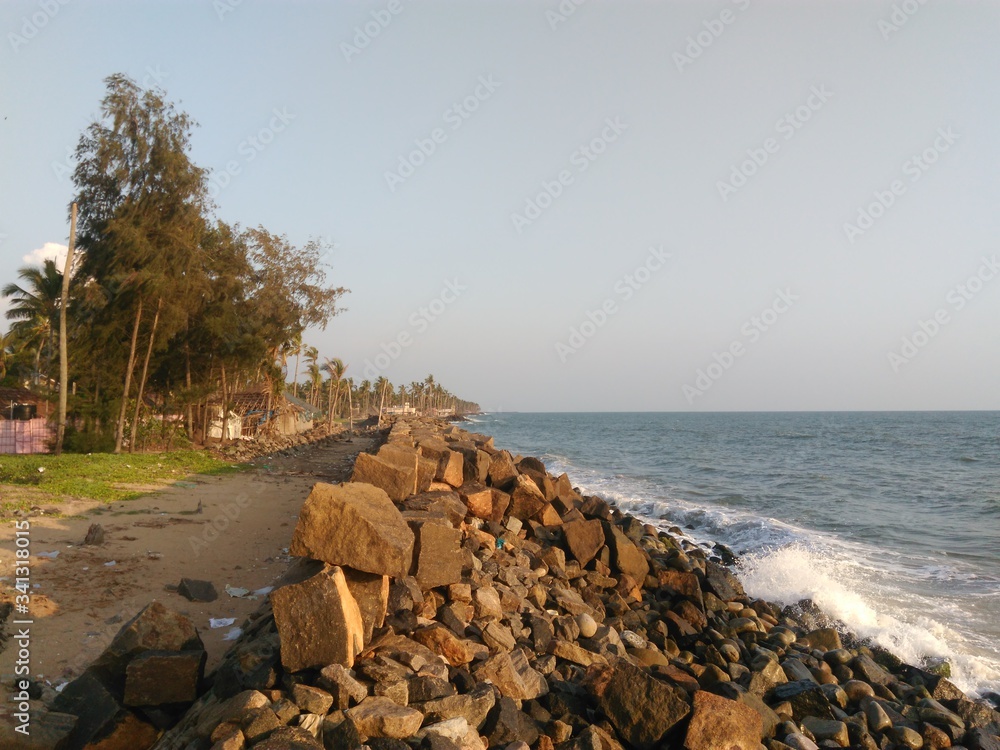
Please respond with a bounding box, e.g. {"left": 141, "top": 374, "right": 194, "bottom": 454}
{"left": 23, "top": 242, "right": 68, "bottom": 268}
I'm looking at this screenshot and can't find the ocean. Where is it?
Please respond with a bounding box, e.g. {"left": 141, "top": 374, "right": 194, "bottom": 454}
{"left": 469, "top": 411, "right": 1000, "bottom": 698}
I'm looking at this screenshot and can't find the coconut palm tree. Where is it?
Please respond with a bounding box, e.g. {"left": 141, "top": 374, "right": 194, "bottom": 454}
{"left": 2, "top": 259, "right": 64, "bottom": 387}
{"left": 323, "top": 357, "right": 347, "bottom": 426}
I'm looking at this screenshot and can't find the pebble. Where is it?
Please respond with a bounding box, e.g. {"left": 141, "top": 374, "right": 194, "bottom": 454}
{"left": 576, "top": 613, "right": 598, "bottom": 639}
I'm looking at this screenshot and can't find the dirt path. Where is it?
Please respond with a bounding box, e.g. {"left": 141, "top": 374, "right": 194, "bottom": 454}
{"left": 0, "top": 433, "right": 376, "bottom": 698}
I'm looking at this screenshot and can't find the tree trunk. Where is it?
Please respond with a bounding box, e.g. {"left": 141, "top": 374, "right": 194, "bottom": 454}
{"left": 292, "top": 349, "right": 300, "bottom": 397}
{"left": 220, "top": 364, "right": 229, "bottom": 445}
{"left": 377, "top": 381, "right": 387, "bottom": 427}
{"left": 55, "top": 202, "right": 77, "bottom": 455}
{"left": 114, "top": 298, "right": 144, "bottom": 453}
{"left": 129, "top": 297, "right": 162, "bottom": 453}
{"left": 347, "top": 383, "right": 354, "bottom": 435}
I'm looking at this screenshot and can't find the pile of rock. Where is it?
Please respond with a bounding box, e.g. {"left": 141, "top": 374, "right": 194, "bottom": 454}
{"left": 214, "top": 425, "right": 354, "bottom": 463}
{"left": 36, "top": 417, "right": 1000, "bottom": 750}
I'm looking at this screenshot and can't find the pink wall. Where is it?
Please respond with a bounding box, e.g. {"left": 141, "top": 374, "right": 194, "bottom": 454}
{"left": 0, "top": 418, "right": 54, "bottom": 454}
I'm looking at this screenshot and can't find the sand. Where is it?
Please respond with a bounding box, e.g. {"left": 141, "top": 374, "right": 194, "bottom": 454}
{"left": 0, "top": 433, "right": 374, "bottom": 699}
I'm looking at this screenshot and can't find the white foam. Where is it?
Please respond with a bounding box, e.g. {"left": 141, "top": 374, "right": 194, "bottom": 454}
{"left": 738, "top": 544, "right": 1000, "bottom": 697}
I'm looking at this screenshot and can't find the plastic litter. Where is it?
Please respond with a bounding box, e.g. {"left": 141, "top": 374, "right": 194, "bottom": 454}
{"left": 36, "top": 551, "right": 60, "bottom": 559}
{"left": 209, "top": 617, "right": 236, "bottom": 629}
{"left": 222, "top": 627, "right": 243, "bottom": 641}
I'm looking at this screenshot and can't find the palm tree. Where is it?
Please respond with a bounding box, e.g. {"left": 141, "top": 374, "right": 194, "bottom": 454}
{"left": 303, "top": 346, "right": 319, "bottom": 405}
{"left": 2, "top": 260, "right": 64, "bottom": 387}
{"left": 358, "top": 379, "right": 371, "bottom": 415}
{"left": 323, "top": 357, "right": 346, "bottom": 426}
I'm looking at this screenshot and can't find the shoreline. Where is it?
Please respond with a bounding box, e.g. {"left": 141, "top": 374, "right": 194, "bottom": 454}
{"left": 9, "top": 416, "right": 1000, "bottom": 749}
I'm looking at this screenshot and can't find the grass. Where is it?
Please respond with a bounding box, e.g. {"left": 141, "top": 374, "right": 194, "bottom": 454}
{"left": 0, "top": 450, "right": 242, "bottom": 514}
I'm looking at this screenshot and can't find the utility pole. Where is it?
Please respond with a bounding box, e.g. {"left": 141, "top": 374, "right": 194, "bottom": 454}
{"left": 55, "top": 202, "right": 77, "bottom": 455}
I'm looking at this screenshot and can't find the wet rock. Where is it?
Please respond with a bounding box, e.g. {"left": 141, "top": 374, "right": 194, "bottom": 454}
{"left": 803, "top": 628, "right": 842, "bottom": 652}
{"left": 588, "top": 658, "right": 691, "bottom": 750}
{"left": 684, "top": 690, "right": 763, "bottom": 750}
{"left": 346, "top": 696, "right": 424, "bottom": 739}
{"left": 271, "top": 563, "right": 365, "bottom": 671}
{"left": 850, "top": 654, "right": 894, "bottom": 687}
{"left": 703, "top": 561, "right": 745, "bottom": 602}
{"left": 769, "top": 681, "right": 833, "bottom": 721}
{"left": 800, "top": 717, "right": 849, "bottom": 747}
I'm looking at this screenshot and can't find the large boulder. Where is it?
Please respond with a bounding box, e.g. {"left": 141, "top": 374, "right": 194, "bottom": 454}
{"left": 351, "top": 452, "right": 417, "bottom": 501}
{"left": 410, "top": 519, "right": 464, "bottom": 590}
{"left": 508, "top": 474, "right": 547, "bottom": 521}
{"left": 684, "top": 690, "right": 763, "bottom": 750}
{"left": 124, "top": 649, "right": 206, "bottom": 706}
{"left": 563, "top": 519, "right": 605, "bottom": 568}
{"left": 588, "top": 658, "right": 691, "bottom": 750}
{"left": 343, "top": 568, "right": 390, "bottom": 644}
{"left": 290, "top": 482, "right": 414, "bottom": 578}
{"left": 271, "top": 563, "right": 365, "bottom": 671}
{"left": 51, "top": 670, "right": 160, "bottom": 750}
{"left": 603, "top": 523, "right": 650, "bottom": 582}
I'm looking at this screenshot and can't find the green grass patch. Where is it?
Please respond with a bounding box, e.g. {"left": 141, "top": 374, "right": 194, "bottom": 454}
{"left": 0, "top": 450, "right": 242, "bottom": 513}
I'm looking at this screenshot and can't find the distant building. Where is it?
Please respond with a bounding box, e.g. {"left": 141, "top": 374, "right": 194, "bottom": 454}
{"left": 0, "top": 387, "right": 53, "bottom": 454}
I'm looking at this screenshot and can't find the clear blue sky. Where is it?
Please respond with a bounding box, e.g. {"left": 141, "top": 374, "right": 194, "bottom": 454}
{"left": 2, "top": 0, "right": 999, "bottom": 411}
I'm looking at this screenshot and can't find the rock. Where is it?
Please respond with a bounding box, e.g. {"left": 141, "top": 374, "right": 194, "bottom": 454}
{"left": 487, "top": 451, "right": 519, "bottom": 488}
{"left": 804, "top": 628, "right": 842, "bottom": 652}
{"left": 84, "top": 522, "right": 105, "bottom": 545}
{"left": 800, "top": 717, "right": 849, "bottom": 747}
{"left": 703, "top": 561, "right": 745, "bottom": 602}
{"left": 192, "top": 689, "right": 270, "bottom": 739}
{"left": 91, "top": 601, "right": 204, "bottom": 688}
{"left": 460, "top": 483, "right": 497, "bottom": 521}
{"left": 343, "top": 568, "right": 389, "bottom": 644}
{"left": 419, "top": 683, "right": 496, "bottom": 730}
{"left": 842, "top": 680, "right": 875, "bottom": 703}
{"left": 684, "top": 690, "right": 763, "bottom": 750}
{"left": 748, "top": 658, "right": 787, "bottom": 696}
{"left": 967, "top": 728, "right": 1000, "bottom": 750}
{"left": 410, "top": 520, "right": 464, "bottom": 590}
{"left": 589, "top": 658, "right": 691, "bottom": 750}
{"left": 318, "top": 663, "right": 370, "bottom": 709}
{"left": 576, "top": 613, "right": 598, "bottom": 638}
{"left": 352, "top": 451, "right": 417, "bottom": 501}
{"left": 51, "top": 670, "right": 159, "bottom": 750}
{"left": 473, "top": 587, "right": 504, "bottom": 621}
{"left": 123, "top": 649, "right": 205, "bottom": 706}
{"left": 482, "top": 621, "right": 517, "bottom": 651}
{"left": 271, "top": 563, "right": 365, "bottom": 671}
{"left": 255, "top": 726, "right": 324, "bottom": 749}
{"left": 550, "top": 639, "right": 608, "bottom": 667}
{"left": 484, "top": 696, "right": 540, "bottom": 747}
{"left": 346, "top": 696, "right": 424, "bottom": 739}
{"left": 603, "top": 523, "right": 649, "bottom": 582}
{"left": 474, "top": 649, "right": 549, "bottom": 700}
{"left": 412, "top": 624, "right": 477, "bottom": 667}
{"left": 769, "top": 681, "right": 833, "bottom": 720}
{"left": 407, "top": 676, "right": 455, "bottom": 703}
{"left": 863, "top": 698, "right": 892, "bottom": 732}
{"left": 889, "top": 726, "right": 924, "bottom": 750}
{"left": 289, "top": 482, "right": 415, "bottom": 578}
{"left": 851, "top": 654, "right": 894, "bottom": 687}
{"left": 0, "top": 711, "right": 77, "bottom": 750}
{"left": 437, "top": 450, "right": 466, "bottom": 488}
{"left": 784, "top": 733, "right": 820, "bottom": 750}
{"left": 563, "top": 520, "right": 606, "bottom": 568}
{"left": 178, "top": 577, "right": 218, "bottom": 603}
{"left": 241, "top": 706, "right": 282, "bottom": 743}
{"left": 508, "top": 475, "right": 547, "bottom": 520}
{"left": 292, "top": 684, "right": 335, "bottom": 715}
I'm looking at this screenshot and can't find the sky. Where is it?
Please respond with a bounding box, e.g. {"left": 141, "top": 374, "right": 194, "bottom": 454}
{"left": 2, "top": 0, "right": 999, "bottom": 412}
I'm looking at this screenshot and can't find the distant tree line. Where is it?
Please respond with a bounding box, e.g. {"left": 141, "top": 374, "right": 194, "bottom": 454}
{"left": 0, "top": 74, "right": 477, "bottom": 452}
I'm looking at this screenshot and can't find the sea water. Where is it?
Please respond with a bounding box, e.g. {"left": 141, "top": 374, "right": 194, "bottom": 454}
{"left": 471, "top": 411, "right": 1000, "bottom": 698}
